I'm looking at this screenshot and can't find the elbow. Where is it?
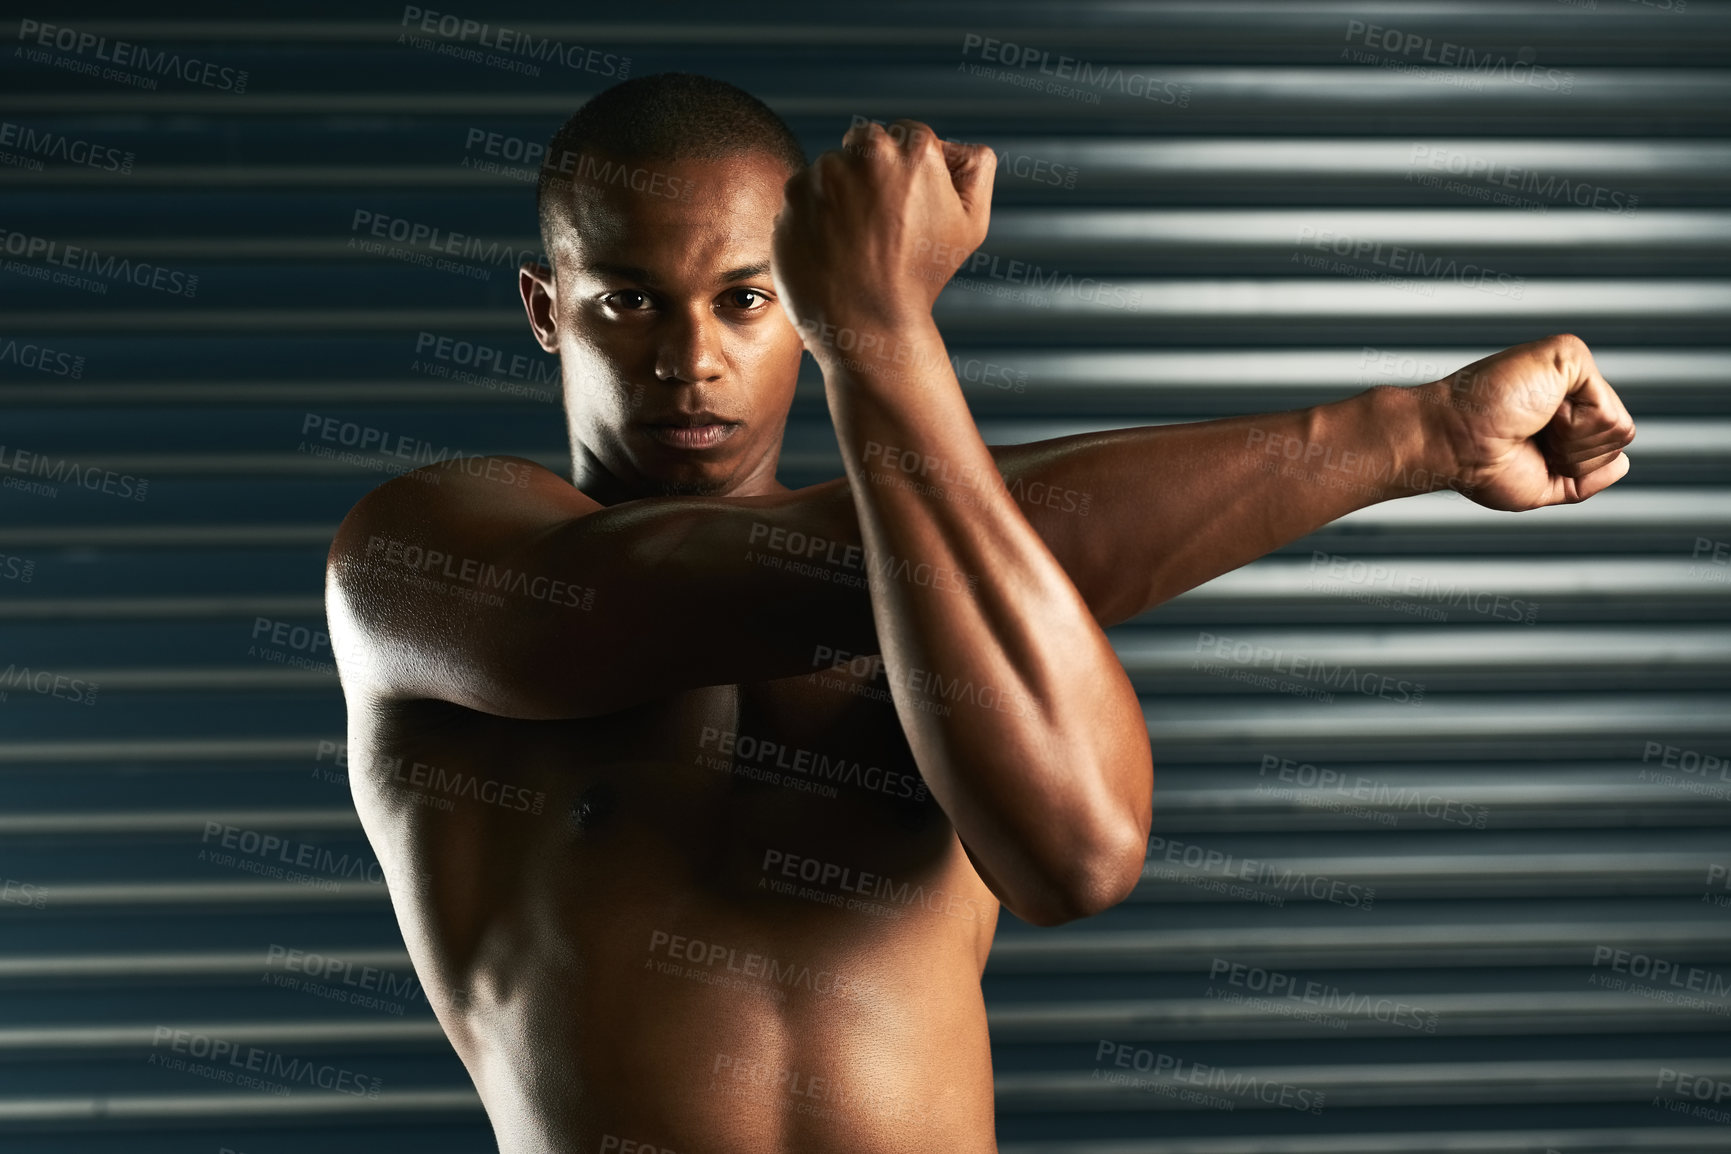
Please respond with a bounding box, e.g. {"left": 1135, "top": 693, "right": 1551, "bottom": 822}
{"left": 1016, "top": 815, "right": 1150, "bottom": 928}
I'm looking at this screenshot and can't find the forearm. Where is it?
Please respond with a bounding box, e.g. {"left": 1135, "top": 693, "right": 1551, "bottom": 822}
{"left": 987, "top": 381, "right": 1449, "bottom": 625}
{"left": 816, "top": 315, "right": 1152, "bottom": 925}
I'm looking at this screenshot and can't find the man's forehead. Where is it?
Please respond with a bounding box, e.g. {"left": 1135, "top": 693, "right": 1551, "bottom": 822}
{"left": 559, "top": 150, "right": 789, "bottom": 280}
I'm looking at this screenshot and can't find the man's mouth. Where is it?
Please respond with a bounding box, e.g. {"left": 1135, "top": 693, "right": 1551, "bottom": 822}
{"left": 643, "top": 413, "right": 740, "bottom": 450}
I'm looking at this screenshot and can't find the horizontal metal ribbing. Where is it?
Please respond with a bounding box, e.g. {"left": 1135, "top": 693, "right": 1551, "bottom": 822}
{"left": 995, "top": 1059, "right": 1731, "bottom": 1110}
{"left": 0, "top": 1020, "right": 446, "bottom": 1052}
{"left": 0, "top": 950, "right": 409, "bottom": 982}
{"left": 17, "top": 210, "right": 1731, "bottom": 261}
{"left": 1132, "top": 850, "right": 1727, "bottom": 900}
{"left": 0, "top": 738, "right": 328, "bottom": 764}
{"left": 0, "top": 881, "right": 387, "bottom": 908}
{"left": 8, "top": 72, "right": 1731, "bottom": 118}
{"left": 7, "top": 139, "right": 1731, "bottom": 191}
{"left": 986, "top": 922, "right": 1731, "bottom": 971}
{"left": 0, "top": 1087, "right": 481, "bottom": 1124}
{"left": 0, "top": 810, "right": 358, "bottom": 835}
{"left": 987, "top": 990, "right": 1731, "bottom": 1040}
{"left": 999, "top": 1129, "right": 1731, "bottom": 1154}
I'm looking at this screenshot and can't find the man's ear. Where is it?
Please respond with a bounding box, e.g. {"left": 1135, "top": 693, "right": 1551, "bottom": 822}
{"left": 519, "top": 259, "right": 559, "bottom": 353}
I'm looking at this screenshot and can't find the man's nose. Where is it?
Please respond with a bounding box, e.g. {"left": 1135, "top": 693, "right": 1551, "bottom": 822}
{"left": 654, "top": 308, "right": 725, "bottom": 383}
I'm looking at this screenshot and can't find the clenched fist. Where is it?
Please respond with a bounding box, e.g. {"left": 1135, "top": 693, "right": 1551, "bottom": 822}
{"left": 1424, "top": 333, "right": 1636, "bottom": 511}
{"left": 771, "top": 118, "right": 997, "bottom": 346}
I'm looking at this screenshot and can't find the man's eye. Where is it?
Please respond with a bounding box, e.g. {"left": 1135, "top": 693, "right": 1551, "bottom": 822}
{"left": 723, "top": 288, "right": 770, "bottom": 311}
{"left": 605, "top": 291, "right": 653, "bottom": 311}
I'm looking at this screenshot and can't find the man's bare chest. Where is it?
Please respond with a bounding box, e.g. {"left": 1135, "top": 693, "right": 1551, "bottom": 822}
{"left": 362, "top": 661, "right": 957, "bottom": 904}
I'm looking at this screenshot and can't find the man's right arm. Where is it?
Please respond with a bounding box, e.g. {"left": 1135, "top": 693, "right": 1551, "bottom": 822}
{"left": 325, "top": 456, "right": 878, "bottom": 719}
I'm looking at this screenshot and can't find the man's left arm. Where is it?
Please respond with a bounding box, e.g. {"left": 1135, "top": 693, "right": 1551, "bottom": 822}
{"left": 984, "top": 331, "right": 1636, "bottom": 626}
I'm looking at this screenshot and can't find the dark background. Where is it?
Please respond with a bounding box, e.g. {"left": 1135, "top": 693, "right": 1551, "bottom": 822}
{"left": 2, "top": 1, "right": 1729, "bottom": 1150}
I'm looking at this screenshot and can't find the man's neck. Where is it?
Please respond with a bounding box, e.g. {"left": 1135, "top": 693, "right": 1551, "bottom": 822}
{"left": 569, "top": 455, "right": 791, "bottom": 506}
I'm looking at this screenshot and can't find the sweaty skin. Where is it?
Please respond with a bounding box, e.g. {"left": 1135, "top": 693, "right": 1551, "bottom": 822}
{"left": 326, "top": 123, "right": 1636, "bottom": 1154}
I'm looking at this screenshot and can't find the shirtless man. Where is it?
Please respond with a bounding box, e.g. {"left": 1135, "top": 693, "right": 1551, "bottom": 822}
{"left": 325, "top": 73, "right": 1636, "bottom": 1153}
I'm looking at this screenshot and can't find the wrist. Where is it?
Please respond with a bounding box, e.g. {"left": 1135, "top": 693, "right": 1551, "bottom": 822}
{"left": 1315, "top": 385, "right": 1454, "bottom": 501}
{"left": 798, "top": 312, "right": 941, "bottom": 380}
{"left": 1348, "top": 383, "right": 1462, "bottom": 500}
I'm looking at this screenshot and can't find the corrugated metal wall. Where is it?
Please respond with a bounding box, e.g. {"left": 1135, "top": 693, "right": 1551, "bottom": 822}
{"left": 2, "top": 1, "right": 1729, "bottom": 1150}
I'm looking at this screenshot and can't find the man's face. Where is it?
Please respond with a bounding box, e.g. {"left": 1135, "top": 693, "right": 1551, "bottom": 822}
{"left": 521, "top": 150, "right": 806, "bottom": 501}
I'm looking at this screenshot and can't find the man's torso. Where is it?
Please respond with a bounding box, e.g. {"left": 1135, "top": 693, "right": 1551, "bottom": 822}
{"left": 345, "top": 655, "right": 1002, "bottom": 1153}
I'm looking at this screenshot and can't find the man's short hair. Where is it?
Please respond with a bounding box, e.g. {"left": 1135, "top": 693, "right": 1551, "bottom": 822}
{"left": 535, "top": 72, "right": 807, "bottom": 262}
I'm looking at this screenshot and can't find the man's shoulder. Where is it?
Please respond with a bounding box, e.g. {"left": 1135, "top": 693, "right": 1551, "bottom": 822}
{"left": 327, "top": 455, "right": 581, "bottom": 573}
